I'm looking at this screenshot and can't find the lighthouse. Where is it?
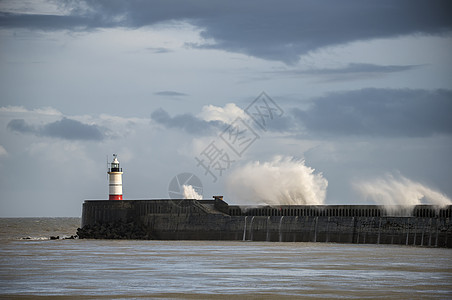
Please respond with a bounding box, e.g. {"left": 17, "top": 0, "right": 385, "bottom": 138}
{"left": 108, "top": 154, "right": 123, "bottom": 200}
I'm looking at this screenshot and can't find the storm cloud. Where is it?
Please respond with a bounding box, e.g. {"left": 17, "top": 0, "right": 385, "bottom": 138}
{"left": 151, "top": 108, "right": 224, "bottom": 135}
{"left": 7, "top": 117, "right": 105, "bottom": 140}
{"left": 1, "top": 0, "right": 451, "bottom": 63}
{"left": 293, "top": 89, "right": 452, "bottom": 137}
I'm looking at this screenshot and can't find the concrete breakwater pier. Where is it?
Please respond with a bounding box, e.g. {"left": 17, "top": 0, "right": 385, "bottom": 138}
{"left": 79, "top": 198, "right": 452, "bottom": 248}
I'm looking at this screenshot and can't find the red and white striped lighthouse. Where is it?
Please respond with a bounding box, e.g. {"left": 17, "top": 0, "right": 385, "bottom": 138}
{"left": 108, "top": 154, "right": 123, "bottom": 200}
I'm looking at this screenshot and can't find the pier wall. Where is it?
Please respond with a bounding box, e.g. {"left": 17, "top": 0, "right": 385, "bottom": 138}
{"left": 80, "top": 200, "right": 452, "bottom": 247}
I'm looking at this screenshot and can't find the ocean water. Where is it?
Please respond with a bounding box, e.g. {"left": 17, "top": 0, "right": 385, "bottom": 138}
{"left": 0, "top": 218, "right": 451, "bottom": 299}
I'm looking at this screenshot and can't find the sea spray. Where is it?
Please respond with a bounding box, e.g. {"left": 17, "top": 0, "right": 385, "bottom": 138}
{"left": 354, "top": 173, "right": 451, "bottom": 215}
{"left": 226, "top": 156, "right": 328, "bottom": 206}
{"left": 182, "top": 185, "right": 203, "bottom": 200}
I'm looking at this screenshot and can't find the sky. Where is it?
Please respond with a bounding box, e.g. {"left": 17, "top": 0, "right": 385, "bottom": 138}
{"left": 0, "top": 0, "right": 451, "bottom": 216}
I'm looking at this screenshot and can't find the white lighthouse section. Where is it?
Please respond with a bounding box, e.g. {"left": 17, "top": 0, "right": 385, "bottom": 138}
{"left": 108, "top": 154, "right": 123, "bottom": 200}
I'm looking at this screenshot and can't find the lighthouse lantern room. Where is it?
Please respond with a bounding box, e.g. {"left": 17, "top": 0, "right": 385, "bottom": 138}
{"left": 108, "top": 154, "right": 123, "bottom": 200}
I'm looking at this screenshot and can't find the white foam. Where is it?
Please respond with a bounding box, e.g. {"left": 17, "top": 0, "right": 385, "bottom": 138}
{"left": 183, "top": 184, "right": 203, "bottom": 200}
{"left": 354, "top": 173, "right": 451, "bottom": 208}
{"left": 226, "top": 156, "right": 328, "bottom": 205}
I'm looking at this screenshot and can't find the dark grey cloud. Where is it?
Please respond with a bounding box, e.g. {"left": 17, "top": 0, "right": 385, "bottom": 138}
{"left": 292, "top": 88, "right": 452, "bottom": 137}
{"left": 42, "top": 117, "right": 104, "bottom": 140}
{"left": 307, "top": 63, "right": 420, "bottom": 75}
{"left": 151, "top": 108, "right": 223, "bottom": 135}
{"left": 146, "top": 47, "right": 172, "bottom": 54}
{"left": 294, "top": 63, "right": 417, "bottom": 76}
{"left": 6, "top": 119, "right": 35, "bottom": 134}
{"left": 7, "top": 117, "right": 104, "bottom": 140}
{"left": 1, "top": 1, "right": 451, "bottom": 63}
{"left": 154, "top": 91, "right": 188, "bottom": 97}
{"left": 262, "top": 63, "right": 420, "bottom": 82}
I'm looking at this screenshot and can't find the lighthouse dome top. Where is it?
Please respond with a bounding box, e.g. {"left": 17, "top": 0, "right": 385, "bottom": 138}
{"left": 109, "top": 154, "right": 122, "bottom": 172}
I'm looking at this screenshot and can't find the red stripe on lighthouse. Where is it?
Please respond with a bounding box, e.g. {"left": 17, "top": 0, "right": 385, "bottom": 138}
{"left": 109, "top": 195, "right": 123, "bottom": 200}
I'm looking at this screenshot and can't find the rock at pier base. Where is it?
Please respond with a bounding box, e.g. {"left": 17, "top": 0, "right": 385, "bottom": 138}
{"left": 77, "top": 220, "right": 153, "bottom": 240}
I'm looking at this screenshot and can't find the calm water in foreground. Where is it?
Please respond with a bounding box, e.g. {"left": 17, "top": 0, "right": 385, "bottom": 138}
{"left": 0, "top": 218, "right": 451, "bottom": 299}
